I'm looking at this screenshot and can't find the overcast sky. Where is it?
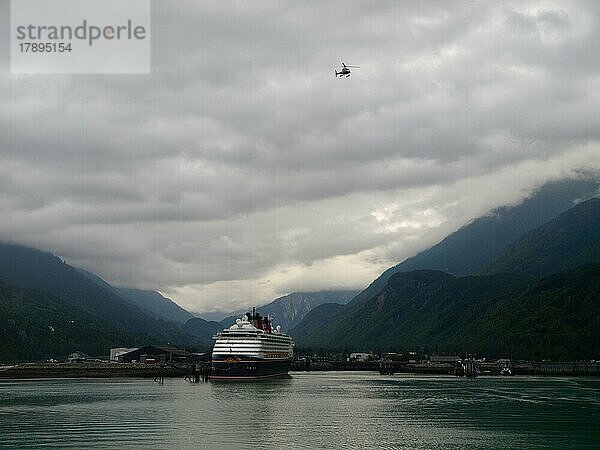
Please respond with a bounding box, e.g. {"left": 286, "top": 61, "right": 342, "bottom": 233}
{"left": 1, "top": 0, "right": 599, "bottom": 313}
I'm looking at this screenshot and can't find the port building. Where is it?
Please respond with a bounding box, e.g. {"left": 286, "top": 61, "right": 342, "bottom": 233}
{"left": 117, "top": 345, "right": 207, "bottom": 364}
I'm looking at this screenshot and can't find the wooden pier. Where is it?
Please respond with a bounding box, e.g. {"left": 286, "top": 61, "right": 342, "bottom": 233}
{"left": 0, "top": 362, "right": 189, "bottom": 379}
{"left": 184, "top": 363, "right": 211, "bottom": 383}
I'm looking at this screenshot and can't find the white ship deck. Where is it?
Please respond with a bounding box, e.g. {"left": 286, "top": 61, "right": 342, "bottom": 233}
{"left": 212, "top": 315, "right": 294, "bottom": 360}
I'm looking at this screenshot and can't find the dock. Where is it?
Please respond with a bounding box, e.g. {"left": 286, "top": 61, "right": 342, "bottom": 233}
{"left": 0, "top": 362, "right": 189, "bottom": 379}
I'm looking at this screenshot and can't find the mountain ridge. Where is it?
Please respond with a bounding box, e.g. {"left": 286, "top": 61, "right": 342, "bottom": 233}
{"left": 218, "top": 290, "right": 359, "bottom": 331}
{"left": 0, "top": 279, "right": 142, "bottom": 361}
{"left": 0, "top": 242, "right": 201, "bottom": 349}
{"left": 293, "top": 265, "right": 599, "bottom": 359}
{"left": 348, "top": 178, "right": 598, "bottom": 306}
{"left": 292, "top": 196, "right": 600, "bottom": 359}
{"left": 481, "top": 197, "right": 600, "bottom": 277}
{"left": 115, "top": 288, "right": 194, "bottom": 324}
{"left": 75, "top": 268, "right": 195, "bottom": 324}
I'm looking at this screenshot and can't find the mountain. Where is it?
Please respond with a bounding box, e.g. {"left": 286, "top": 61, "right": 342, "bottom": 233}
{"left": 475, "top": 264, "right": 600, "bottom": 360}
{"left": 0, "top": 280, "right": 139, "bottom": 361}
{"left": 291, "top": 270, "right": 526, "bottom": 350}
{"left": 0, "top": 242, "right": 200, "bottom": 347}
{"left": 74, "top": 267, "right": 118, "bottom": 293}
{"left": 76, "top": 268, "right": 195, "bottom": 324}
{"left": 115, "top": 288, "right": 194, "bottom": 324}
{"left": 291, "top": 193, "right": 600, "bottom": 358}
{"left": 293, "top": 196, "right": 600, "bottom": 358}
{"left": 349, "top": 178, "right": 599, "bottom": 306}
{"left": 481, "top": 198, "right": 600, "bottom": 277}
{"left": 293, "top": 265, "right": 600, "bottom": 360}
{"left": 182, "top": 317, "right": 224, "bottom": 346}
{"left": 184, "top": 290, "right": 358, "bottom": 344}
{"left": 288, "top": 302, "right": 346, "bottom": 339}
{"left": 219, "top": 290, "right": 359, "bottom": 332}
{"left": 198, "top": 309, "right": 247, "bottom": 322}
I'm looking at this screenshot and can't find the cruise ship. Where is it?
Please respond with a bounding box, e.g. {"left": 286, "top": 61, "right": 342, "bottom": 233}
{"left": 211, "top": 308, "right": 294, "bottom": 380}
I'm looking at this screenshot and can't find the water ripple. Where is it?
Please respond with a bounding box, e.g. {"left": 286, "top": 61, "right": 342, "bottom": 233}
{"left": 0, "top": 374, "right": 599, "bottom": 449}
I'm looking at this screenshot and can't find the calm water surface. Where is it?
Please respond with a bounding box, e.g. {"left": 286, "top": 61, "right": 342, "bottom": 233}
{"left": 0, "top": 372, "right": 599, "bottom": 449}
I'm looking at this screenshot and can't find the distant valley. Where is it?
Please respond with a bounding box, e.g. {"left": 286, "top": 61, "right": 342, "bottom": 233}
{"left": 0, "top": 241, "right": 357, "bottom": 361}
{"left": 0, "top": 178, "right": 598, "bottom": 362}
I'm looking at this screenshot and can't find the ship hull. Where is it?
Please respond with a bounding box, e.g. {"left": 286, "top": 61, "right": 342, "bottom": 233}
{"left": 210, "top": 357, "right": 291, "bottom": 380}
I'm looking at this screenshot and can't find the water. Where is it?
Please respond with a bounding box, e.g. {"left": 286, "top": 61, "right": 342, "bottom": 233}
{"left": 0, "top": 372, "right": 599, "bottom": 449}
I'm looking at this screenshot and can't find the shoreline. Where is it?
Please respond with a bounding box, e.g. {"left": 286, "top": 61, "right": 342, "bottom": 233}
{"left": 1, "top": 360, "right": 599, "bottom": 379}
{"left": 0, "top": 362, "right": 189, "bottom": 379}
{"left": 293, "top": 360, "right": 600, "bottom": 376}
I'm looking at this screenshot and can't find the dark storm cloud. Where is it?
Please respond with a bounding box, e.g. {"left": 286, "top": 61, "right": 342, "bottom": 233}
{"left": 1, "top": 1, "right": 599, "bottom": 310}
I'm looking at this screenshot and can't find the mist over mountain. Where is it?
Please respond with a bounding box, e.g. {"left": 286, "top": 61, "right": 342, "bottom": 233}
{"left": 0, "top": 242, "right": 204, "bottom": 354}
{"left": 349, "top": 178, "right": 598, "bottom": 306}
{"left": 292, "top": 195, "right": 600, "bottom": 359}
{"left": 481, "top": 198, "right": 600, "bottom": 278}
{"left": 1, "top": 178, "right": 597, "bottom": 361}
{"left": 0, "top": 241, "right": 359, "bottom": 359}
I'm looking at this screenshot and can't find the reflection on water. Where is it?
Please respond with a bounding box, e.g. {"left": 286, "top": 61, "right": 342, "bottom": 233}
{"left": 0, "top": 373, "right": 599, "bottom": 449}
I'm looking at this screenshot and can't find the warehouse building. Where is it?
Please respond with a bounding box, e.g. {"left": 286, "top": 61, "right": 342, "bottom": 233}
{"left": 110, "top": 347, "right": 139, "bottom": 362}
{"left": 118, "top": 345, "right": 203, "bottom": 364}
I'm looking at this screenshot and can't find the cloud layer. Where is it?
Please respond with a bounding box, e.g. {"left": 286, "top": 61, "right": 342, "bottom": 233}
{"left": 1, "top": 1, "right": 599, "bottom": 312}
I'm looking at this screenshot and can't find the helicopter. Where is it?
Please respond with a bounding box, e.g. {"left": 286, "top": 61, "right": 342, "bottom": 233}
{"left": 334, "top": 62, "right": 359, "bottom": 77}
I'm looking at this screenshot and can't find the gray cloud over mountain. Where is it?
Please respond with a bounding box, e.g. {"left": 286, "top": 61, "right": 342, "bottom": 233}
{"left": 1, "top": 1, "right": 599, "bottom": 312}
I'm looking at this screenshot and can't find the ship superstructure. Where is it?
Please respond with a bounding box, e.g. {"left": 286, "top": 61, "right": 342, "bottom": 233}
{"left": 211, "top": 308, "right": 294, "bottom": 379}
